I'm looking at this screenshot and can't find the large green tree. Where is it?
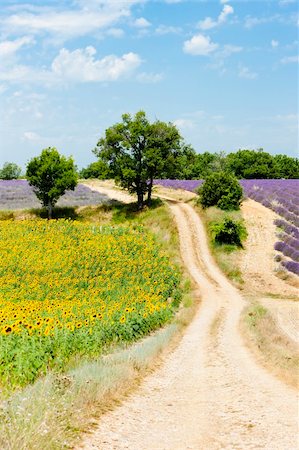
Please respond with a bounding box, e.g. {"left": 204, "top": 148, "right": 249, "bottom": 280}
{"left": 93, "top": 111, "right": 183, "bottom": 209}
{"left": 26, "top": 147, "right": 77, "bottom": 218}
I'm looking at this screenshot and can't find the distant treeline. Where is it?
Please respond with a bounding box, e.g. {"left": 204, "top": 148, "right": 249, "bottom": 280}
{"left": 80, "top": 148, "right": 299, "bottom": 180}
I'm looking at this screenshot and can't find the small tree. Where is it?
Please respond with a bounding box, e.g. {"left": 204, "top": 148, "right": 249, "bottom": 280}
{"left": 0, "top": 162, "right": 22, "bottom": 180}
{"left": 198, "top": 172, "right": 243, "bottom": 210}
{"left": 26, "top": 147, "right": 77, "bottom": 219}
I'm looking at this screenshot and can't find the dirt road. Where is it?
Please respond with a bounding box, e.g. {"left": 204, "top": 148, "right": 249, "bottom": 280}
{"left": 78, "top": 201, "right": 298, "bottom": 450}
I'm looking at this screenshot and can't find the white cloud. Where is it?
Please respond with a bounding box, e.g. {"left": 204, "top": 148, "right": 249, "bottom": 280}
{"left": 219, "top": 5, "right": 234, "bottom": 24}
{"left": 106, "top": 28, "right": 124, "bottom": 38}
{"left": 155, "top": 25, "right": 182, "bottom": 35}
{"left": 198, "top": 17, "right": 218, "bottom": 31}
{"left": 0, "top": 36, "right": 34, "bottom": 57}
{"left": 2, "top": 2, "right": 141, "bottom": 40}
{"left": 23, "top": 131, "right": 40, "bottom": 141}
{"left": 0, "top": 84, "right": 8, "bottom": 95}
{"left": 173, "top": 118, "right": 195, "bottom": 130}
{"left": 0, "top": 46, "right": 142, "bottom": 84}
{"left": 218, "top": 44, "right": 242, "bottom": 58}
{"left": 271, "top": 40, "right": 279, "bottom": 48}
{"left": 183, "top": 34, "right": 218, "bottom": 56}
{"left": 280, "top": 55, "right": 299, "bottom": 63}
{"left": 198, "top": 3, "right": 234, "bottom": 30}
{"left": 238, "top": 65, "right": 258, "bottom": 79}
{"left": 136, "top": 72, "right": 164, "bottom": 83}
{"left": 279, "top": 0, "right": 296, "bottom": 5}
{"left": 51, "top": 47, "right": 142, "bottom": 82}
{"left": 133, "top": 17, "right": 151, "bottom": 28}
{"left": 244, "top": 15, "right": 280, "bottom": 29}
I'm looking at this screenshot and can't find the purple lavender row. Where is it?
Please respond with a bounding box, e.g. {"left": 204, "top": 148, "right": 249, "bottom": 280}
{"left": 274, "top": 241, "right": 299, "bottom": 262}
{"left": 153, "top": 179, "right": 203, "bottom": 192}
{"left": 281, "top": 260, "right": 299, "bottom": 276}
{"left": 274, "top": 219, "right": 299, "bottom": 240}
{"left": 0, "top": 180, "right": 109, "bottom": 210}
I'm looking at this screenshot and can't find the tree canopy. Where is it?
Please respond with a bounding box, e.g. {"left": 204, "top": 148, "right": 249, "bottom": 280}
{"left": 93, "top": 111, "right": 184, "bottom": 209}
{"left": 0, "top": 162, "right": 22, "bottom": 180}
{"left": 26, "top": 147, "right": 78, "bottom": 218}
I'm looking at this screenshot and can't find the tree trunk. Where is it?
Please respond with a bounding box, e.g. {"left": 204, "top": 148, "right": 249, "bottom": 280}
{"left": 47, "top": 201, "right": 53, "bottom": 219}
{"left": 147, "top": 177, "right": 153, "bottom": 205}
{"left": 137, "top": 190, "right": 144, "bottom": 210}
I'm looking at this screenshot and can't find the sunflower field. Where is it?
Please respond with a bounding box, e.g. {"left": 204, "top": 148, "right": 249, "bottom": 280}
{"left": 0, "top": 220, "right": 181, "bottom": 388}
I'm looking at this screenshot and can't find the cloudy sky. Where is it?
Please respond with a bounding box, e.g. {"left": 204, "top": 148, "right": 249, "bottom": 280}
{"left": 0, "top": 0, "right": 298, "bottom": 169}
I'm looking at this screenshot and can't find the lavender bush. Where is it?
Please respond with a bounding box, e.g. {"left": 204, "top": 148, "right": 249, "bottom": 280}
{"left": 281, "top": 260, "right": 299, "bottom": 276}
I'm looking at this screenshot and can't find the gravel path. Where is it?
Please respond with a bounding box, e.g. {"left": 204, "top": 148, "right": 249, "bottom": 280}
{"left": 78, "top": 202, "right": 298, "bottom": 450}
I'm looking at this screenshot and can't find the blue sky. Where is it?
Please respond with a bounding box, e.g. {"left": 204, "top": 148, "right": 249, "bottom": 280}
{"left": 0, "top": 0, "right": 298, "bottom": 169}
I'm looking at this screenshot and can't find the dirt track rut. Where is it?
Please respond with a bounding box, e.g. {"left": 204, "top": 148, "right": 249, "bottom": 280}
{"left": 79, "top": 202, "right": 298, "bottom": 450}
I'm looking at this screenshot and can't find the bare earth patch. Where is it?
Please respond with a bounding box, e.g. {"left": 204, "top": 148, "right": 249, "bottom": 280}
{"left": 81, "top": 180, "right": 135, "bottom": 204}
{"left": 240, "top": 198, "right": 298, "bottom": 297}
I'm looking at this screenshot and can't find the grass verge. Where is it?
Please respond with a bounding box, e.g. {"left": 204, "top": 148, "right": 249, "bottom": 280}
{"left": 194, "top": 204, "right": 245, "bottom": 287}
{"left": 240, "top": 303, "right": 299, "bottom": 389}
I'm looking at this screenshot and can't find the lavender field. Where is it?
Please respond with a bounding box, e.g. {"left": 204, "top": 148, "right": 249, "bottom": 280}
{"left": 154, "top": 179, "right": 299, "bottom": 276}
{"left": 0, "top": 179, "right": 109, "bottom": 210}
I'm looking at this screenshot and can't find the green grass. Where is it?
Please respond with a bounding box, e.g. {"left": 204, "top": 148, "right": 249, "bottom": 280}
{"left": 195, "top": 204, "right": 246, "bottom": 286}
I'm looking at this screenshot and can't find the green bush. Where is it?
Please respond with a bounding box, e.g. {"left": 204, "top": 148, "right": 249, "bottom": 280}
{"left": 197, "top": 172, "right": 243, "bottom": 210}
{"left": 210, "top": 217, "right": 247, "bottom": 247}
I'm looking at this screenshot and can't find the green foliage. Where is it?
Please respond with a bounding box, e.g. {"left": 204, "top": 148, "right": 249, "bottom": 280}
{"left": 93, "top": 111, "right": 184, "bottom": 209}
{"left": 210, "top": 217, "right": 247, "bottom": 247}
{"left": 173, "top": 148, "right": 299, "bottom": 180}
{"left": 198, "top": 172, "right": 243, "bottom": 210}
{"left": 0, "top": 162, "right": 22, "bottom": 180}
{"left": 273, "top": 154, "right": 299, "bottom": 179}
{"left": 26, "top": 147, "right": 77, "bottom": 218}
{"left": 226, "top": 148, "right": 276, "bottom": 179}
{"left": 79, "top": 160, "right": 112, "bottom": 179}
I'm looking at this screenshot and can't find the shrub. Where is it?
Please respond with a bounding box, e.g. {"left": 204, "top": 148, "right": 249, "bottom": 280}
{"left": 210, "top": 217, "right": 247, "bottom": 247}
{"left": 197, "top": 172, "right": 243, "bottom": 210}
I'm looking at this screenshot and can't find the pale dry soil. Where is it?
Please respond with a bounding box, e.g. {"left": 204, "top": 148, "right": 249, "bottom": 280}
{"left": 77, "top": 185, "right": 298, "bottom": 450}
{"left": 240, "top": 199, "right": 298, "bottom": 345}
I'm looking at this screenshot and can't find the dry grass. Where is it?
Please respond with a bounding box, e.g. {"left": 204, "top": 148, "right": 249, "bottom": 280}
{"left": 241, "top": 303, "right": 299, "bottom": 389}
